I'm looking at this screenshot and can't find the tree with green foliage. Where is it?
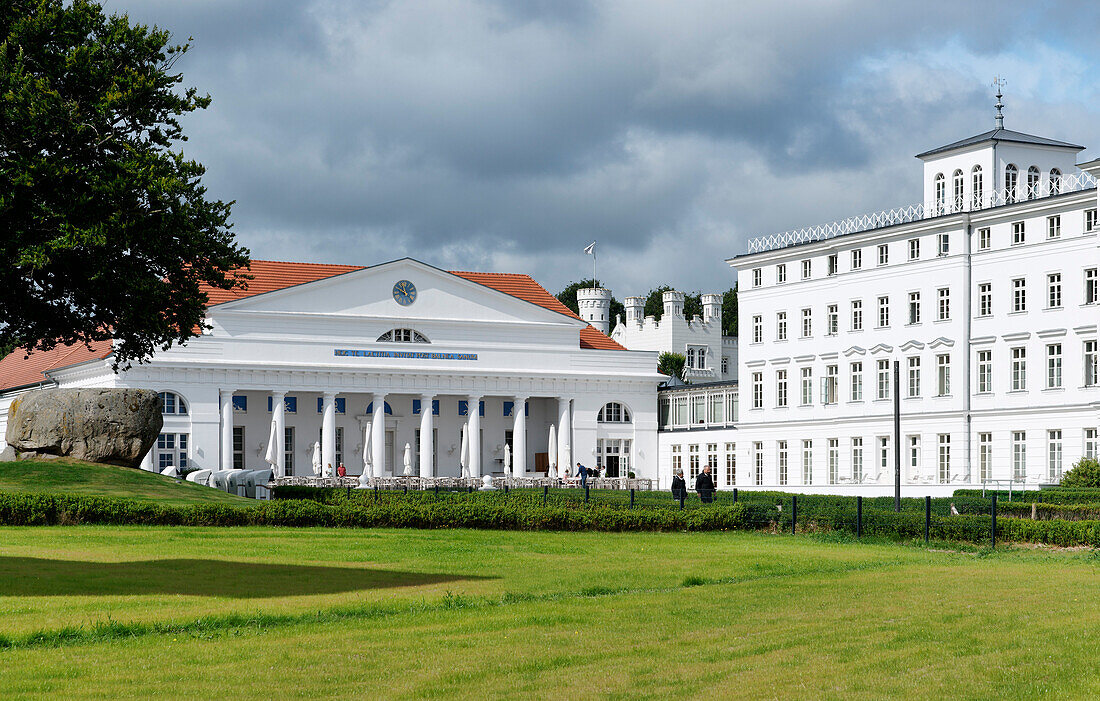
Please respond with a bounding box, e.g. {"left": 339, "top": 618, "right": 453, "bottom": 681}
{"left": 1060, "top": 458, "right": 1100, "bottom": 488}
{"left": 0, "top": 0, "right": 249, "bottom": 368}
{"left": 721, "top": 285, "right": 738, "bottom": 336}
{"left": 657, "top": 351, "right": 686, "bottom": 382}
{"left": 555, "top": 279, "right": 626, "bottom": 326}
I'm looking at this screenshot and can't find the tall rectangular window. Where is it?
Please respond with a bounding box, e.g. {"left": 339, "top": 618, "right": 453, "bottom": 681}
{"left": 1087, "top": 209, "right": 1098, "bottom": 232}
{"left": 1012, "top": 431, "right": 1027, "bottom": 481}
{"left": 851, "top": 437, "right": 863, "bottom": 482}
{"left": 1012, "top": 221, "right": 1025, "bottom": 245}
{"left": 1047, "top": 273, "right": 1062, "bottom": 309}
{"left": 877, "top": 359, "right": 890, "bottom": 400}
{"left": 938, "top": 232, "right": 950, "bottom": 256}
{"left": 877, "top": 295, "right": 889, "bottom": 327}
{"left": 753, "top": 442, "right": 764, "bottom": 485}
{"left": 777, "top": 264, "right": 787, "bottom": 284}
{"left": 1047, "top": 343, "right": 1062, "bottom": 389}
{"left": 851, "top": 249, "right": 862, "bottom": 270}
{"left": 1011, "top": 347, "right": 1027, "bottom": 391}
{"left": 878, "top": 437, "right": 889, "bottom": 475}
{"left": 1085, "top": 339, "right": 1098, "bottom": 387}
{"left": 802, "top": 440, "right": 813, "bottom": 485}
{"left": 1086, "top": 268, "right": 1098, "bottom": 305}
{"left": 1048, "top": 429, "right": 1063, "bottom": 481}
{"left": 752, "top": 315, "right": 763, "bottom": 343}
{"left": 689, "top": 444, "right": 700, "bottom": 482}
{"left": 828, "top": 438, "right": 839, "bottom": 484}
{"left": 977, "top": 350, "right": 992, "bottom": 393}
{"left": 937, "top": 287, "right": 950, "bottom": 320}
{"left": 752, "top": 268, "right": 762, "bottom": 287}
{"left": 979, "top": 433, "right": 992, "bottom": 483}
{"left": 777, "top": 441, "right": 788, "bottom": 485}
{"left": 937, "top": 434, "right": 951, "bottom": 484}
{"left": 776, "top": 311, "right": 787, "bottom": 341}
{"left": 823, "top": 364, "right": 838, "bottom": 405}
{"left": 1012, "top": 278, "right": 1026, "bottom": 312}
{"left": 801, "top": 260, "right": 811, "bottom": 280}
{"left": 827, "top": 254, "right": 838, "bottom": 276}
{"left": 725, "top": 443, "right": 736, "bottom": 486}
{"left": 850, "top": 361, "right": 863, "bottom": 401}
{"left": 978, "top": 227, "right": 991, "bottom": 250}
{"left": 851, "top": 299, "right": 863, "bottom": 331}
{"left": 1047, "top": 215, "right": 1061, "bottom": 239}
{"left": 284, "top": 427, "right": 295, "bottom": 475}
{"left": 908, "top": 291, "right": 921, "bottom": 324}
{"left": 232, "top": 426, "right": 245, "bottom": 470}
{"left": 751, "top": 372, "right": 763, "bottom": 409}
{"left": 776, "top": 370, "right": 788, "bottom": 408}
{"left": 878, "top": 244, "right": 889, "bottom": 266}
{"left": 801, "top": 367, "right": 813, "bottom": 406}
{"left": 1084, "top": 429, "right": 1098, "bottom": 461}
{"left": 908, "top": 356, "right": 921, "bottom": 397}
{"left": 978, "top": 283, "right": 992, "bottom": 317}
{"left": 909, "top": 435, "right": 921, "bottom": 478}
{"left": 826, "top": 305, "right": 838, "bottom": 335}
{"left": 936, "top": 354, "right": 950, "bottom": 396}
{"left": 801, "top": 308, "right": 812, "bottom": 337}
{"left": 908, "top": 238, "right": 920, "bottom": 260}
{"left": 707, "top": 444, "right": 719, "bottom": 478}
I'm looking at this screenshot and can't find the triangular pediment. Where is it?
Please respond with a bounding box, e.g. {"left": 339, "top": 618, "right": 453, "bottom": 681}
{"left": 212, "top": 258, "right": 584, "bottom": 328}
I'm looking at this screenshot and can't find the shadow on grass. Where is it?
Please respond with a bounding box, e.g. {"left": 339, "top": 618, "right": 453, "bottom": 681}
{"left": 0, "top": 557, "right": 493, "bottom": 598}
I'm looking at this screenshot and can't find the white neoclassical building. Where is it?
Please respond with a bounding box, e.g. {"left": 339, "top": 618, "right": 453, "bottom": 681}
{"left": 0, "top": 258, "right": 663, "bottom": 481}
{"left": 661, "top": 107, "right": 1100, "bottom": 495}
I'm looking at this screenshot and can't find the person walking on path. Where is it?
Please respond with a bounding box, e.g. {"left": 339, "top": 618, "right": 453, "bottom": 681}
{"left": 696, "top": 466, "right": 715, "bottom": 503}
{"left": 671, "top": 468, "right": 686, "bottom": 502}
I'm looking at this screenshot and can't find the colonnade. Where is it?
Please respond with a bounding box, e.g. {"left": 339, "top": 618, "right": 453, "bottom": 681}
{"left": 218, "top": 390, "right": 575, "bottom": 478}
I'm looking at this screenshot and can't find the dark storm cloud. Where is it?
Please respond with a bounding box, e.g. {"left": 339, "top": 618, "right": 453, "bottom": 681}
{"left": 113, "top": 0, "right": 1100, "bottom": 294}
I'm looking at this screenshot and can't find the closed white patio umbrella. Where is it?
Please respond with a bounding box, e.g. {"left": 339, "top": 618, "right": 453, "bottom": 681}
{"left": 264, "top": 419, "right": 280, "bottom": 476}
{"left": 460, "top": 423, "right": 469, "bottom": 478}
{"left": 403, "top": 442, "right": 413, "bottom": 476}
{"left": 310, "top": 441, "right": 322, "bottom": 476}
{"left": 357, "top": 426, "right": 372, "bottom": 488}
{"left": 547, "top": 424, "right": 557, "bottom": 479}
{"left": 503, "top": 444, "right": 511, "bottom": 477}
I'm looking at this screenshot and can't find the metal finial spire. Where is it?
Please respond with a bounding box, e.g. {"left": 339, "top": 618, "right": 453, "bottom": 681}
{"left": 992, "top": 76, "right": 1007, "bottom": 129}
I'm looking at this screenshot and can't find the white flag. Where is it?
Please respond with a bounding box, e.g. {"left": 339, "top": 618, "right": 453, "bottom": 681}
{"left": 583, "top": 241, "right": 596, "bottom": 255}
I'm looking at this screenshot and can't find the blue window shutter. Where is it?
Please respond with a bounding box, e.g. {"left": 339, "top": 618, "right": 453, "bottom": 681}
{"left": 317, "top": 397, "right": 324, "bottom": 413}
{"left": 504, "top": 401, "right": 514, "bottom": 417}
{"left": 286, "top": 397, "right": 297, "bottom": 413}
{"left": 267, "top": 396, "right": 273, "bottom": 412}
{"left": 336, "top": 398, "right": 346, "bottom": 414}
{"left": 459, "top": 400, "right": 468, "bottom": 416}
{"left": 232, "top": 395, "right": 247, "bottom": 412}
{"left": 479, "top": 401, "right": 485, "bottom": 417}
{"left": 525, "top": 401, "right": 529, "bottom": 417}
{"left": 413, "top": 399, "right": 421, "bottom": 415}
{"left": 432, "top": 400, "right": 439, "bottom": 416}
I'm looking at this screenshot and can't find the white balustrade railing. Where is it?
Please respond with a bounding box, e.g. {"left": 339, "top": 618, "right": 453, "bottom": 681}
{"left": 747, "top": 171, "right": 1097, "bottom": 254}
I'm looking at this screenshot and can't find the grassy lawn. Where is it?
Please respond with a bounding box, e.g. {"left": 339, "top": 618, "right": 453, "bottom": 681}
{"left": 0, "top": 459, "right": 249, "bottom": 505}
{"left": 1, "top": 528, "right": 1099, "bottom": 698}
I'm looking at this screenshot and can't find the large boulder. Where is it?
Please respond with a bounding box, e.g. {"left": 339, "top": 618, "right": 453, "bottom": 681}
{"left": 5, "top": 389, "right": 163, "bottom": 467}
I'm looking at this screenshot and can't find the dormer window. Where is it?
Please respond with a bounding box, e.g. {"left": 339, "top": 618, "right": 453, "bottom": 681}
{"left": 1027, "top": 166, "right": 1040, "bottom": 200}
{"left": 377, "top": 329, "right": 430, "bottom": 343}
{"left": 1005, "top": 164, "right": 1018, "bottom": 203}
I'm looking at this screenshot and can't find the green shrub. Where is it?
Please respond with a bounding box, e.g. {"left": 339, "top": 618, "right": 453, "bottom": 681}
{"left": 1060, "top": 458, "right": 1100, "bottom": 489}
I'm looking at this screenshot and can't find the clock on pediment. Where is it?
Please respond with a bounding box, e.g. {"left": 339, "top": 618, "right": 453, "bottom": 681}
{"left": 392, "top": 279, "right": 417, "bottom": 306}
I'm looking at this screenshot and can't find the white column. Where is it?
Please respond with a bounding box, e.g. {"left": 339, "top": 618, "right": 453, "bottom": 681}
{"left": 512, "top": 396, "right": 527, "bottom": 478}
{"left": 468, "top": 395, "right": 482, "bottom": 477}
{"left": 271, "top": 390, "right": 286, "bottom": 477}
{"left": 371, "top": 393, "right": 386, "bottom": 477}
{"left": 321, "top": 392, "right": 336, "bottom": 474}
{"left": 558, "top": 396, "right": 572, "bottom": 474}
{"left": 419, "top": 394, "right": 434, "bottom": 478}
{"left": 219, "top": 389, "right": 234, "bottom": 471}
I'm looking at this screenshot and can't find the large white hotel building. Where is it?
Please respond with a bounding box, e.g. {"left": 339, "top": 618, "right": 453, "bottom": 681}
{"left": 659, "top": 107, "right": 1099, "bottom": 494}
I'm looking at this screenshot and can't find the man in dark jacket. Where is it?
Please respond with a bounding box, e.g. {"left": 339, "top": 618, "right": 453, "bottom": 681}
{"left": 577, "top": 462, "right": 588, "bottom": 487}
{"left": 671, "top": 469, "right": 686, "bottom": 502}
{"left": 696, "top": 466, "right": 716, "bottom": 503}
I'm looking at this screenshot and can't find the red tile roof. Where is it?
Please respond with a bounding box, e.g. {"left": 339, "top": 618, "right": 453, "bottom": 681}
{"left": 0, "top": 260, "right": 625, "bottom": 391}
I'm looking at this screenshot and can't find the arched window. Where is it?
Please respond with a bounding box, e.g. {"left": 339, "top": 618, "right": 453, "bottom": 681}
{"left": 952, "top": 170, "right": 964, "bottom": 211}
{"left": 933, "top": 173, "right": 945, "bottom": 214}
{"left": 1049, "top": 168, "right": 1062, "bottom": 195}
{"left": 1005, "top": 164, "right": 1018, "bottom": 203}
{"left": 598, "top": 402, "right": 632, "bottom": 423}
{"left": 377, "top": 328, "right": 429, "bottom": 343}
{"left": 971, "top": 165, "right": 983, "bottom": 209}
{"left": 158, "top": 391, "right": 188, "bottom": 415}
{"left": 1027, "top": 166, "right": 1040, "bottom": 200}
